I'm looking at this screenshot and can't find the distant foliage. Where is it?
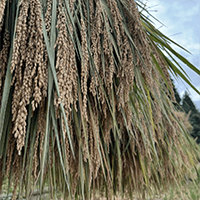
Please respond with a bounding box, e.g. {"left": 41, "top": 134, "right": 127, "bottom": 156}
{"left": 173, "top": 86, "right": 200, "bottom": 144}
{"left": 182, "top": 91, "right": 198, "bottom": 114}
{"left": 181, "top": 92, "right": 200, "bottom": 144}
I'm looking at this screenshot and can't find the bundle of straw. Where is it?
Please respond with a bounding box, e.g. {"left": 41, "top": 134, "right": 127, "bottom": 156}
{"left": 0, "top": 0, "right": 199, "bottom": 199}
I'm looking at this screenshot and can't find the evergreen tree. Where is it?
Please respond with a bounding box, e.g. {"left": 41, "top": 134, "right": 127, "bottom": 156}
{"left": 182, "top": 91, "right": 197, "bottom": 114}
{"left": 181, "top": 91, "right": 200, "bottom": 144}
{"left": 190, "top": 113, "right": 200, "bottom": 144}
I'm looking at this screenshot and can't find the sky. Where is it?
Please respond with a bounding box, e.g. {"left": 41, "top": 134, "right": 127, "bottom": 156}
{"left": 139, "top": 0, "right": 200, "bottom": 109}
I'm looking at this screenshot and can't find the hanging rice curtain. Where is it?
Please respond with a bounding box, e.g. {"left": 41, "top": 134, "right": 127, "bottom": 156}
{"left": 0, "top": 0, "right": 198, "bottom": 199}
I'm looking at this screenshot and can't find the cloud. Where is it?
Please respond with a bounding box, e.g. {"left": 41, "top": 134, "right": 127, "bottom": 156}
{"left": 188, "top": 86, "right": 200, "bottom": 102}
{"left": 170, "top": 2, "right": 199, "bottom": 19}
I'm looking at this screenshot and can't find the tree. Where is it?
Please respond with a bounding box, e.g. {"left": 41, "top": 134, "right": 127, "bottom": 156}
{"left": 177, "top": 91, "right": 200, "bottom": 144}
{"left": 0, "top": 0, "right": 200, "bottom": 199}
{"left": 191, "top": 113, "right": 200, "bottom": 143}
{"left": 181, "top": 92, "right": 200, "bottom": 143}
{"left": 182, "top": 91, "right": 197, "bottom": 114}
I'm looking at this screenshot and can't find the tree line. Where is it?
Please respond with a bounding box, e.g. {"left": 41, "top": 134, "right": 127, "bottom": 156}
{"left": 173, "top": 82, "right": 200, "bottom": 144}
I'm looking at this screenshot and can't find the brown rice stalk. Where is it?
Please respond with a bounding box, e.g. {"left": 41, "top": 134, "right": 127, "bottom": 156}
{"left": 0, "top": 0, "right": 199, "bottom": 199}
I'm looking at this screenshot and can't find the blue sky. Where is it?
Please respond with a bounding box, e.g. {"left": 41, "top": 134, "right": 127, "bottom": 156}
{"left": 140, "top": 0, "right": 200, "bottom": 109}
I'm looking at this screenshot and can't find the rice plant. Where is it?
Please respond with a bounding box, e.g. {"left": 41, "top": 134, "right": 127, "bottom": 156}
{"left": 0, "top": 0, "right": 200, "bottom": 199}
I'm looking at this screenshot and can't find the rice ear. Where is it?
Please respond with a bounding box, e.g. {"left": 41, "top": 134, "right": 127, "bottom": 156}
{"left": 0, "top": 0, "right": 199, "bottom": 199}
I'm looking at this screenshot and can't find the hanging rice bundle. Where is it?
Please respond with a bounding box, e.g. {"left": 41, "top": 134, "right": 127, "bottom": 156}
{"left": 0, "top": 0, "right": 199, "bottom": 199}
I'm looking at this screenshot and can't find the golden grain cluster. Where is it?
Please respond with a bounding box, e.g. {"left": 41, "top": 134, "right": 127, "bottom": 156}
{"left": 0, "top": 0, "right": 198, "bottom": 199}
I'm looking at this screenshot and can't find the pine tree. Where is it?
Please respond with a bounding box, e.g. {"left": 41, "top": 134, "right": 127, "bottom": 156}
{"left": 181, "top": 91, "right": 200, "bottom": 144}
{"left": 191, "top": 113, "right": 200, "bottom": 143}
{"left": 182, "top": 91, "right": 197, "bottom": 114}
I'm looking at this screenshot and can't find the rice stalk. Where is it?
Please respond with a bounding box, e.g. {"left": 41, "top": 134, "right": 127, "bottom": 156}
{"left": 0, "top": 0, "right": 199, "bottom": 199}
